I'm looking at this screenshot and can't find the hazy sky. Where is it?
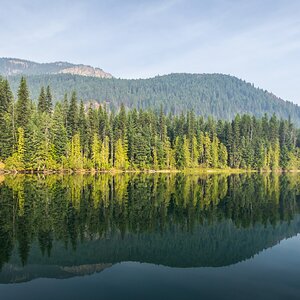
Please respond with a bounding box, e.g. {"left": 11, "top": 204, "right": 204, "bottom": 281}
{"left": 1, "top": 0, "right": 300, "bottom": 104}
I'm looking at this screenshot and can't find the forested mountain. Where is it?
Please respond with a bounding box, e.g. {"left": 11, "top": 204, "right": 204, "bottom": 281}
{"left": 0, "top": 58, "right": 112, "bottom": 78}
{"left": 6, "top": 72, "right": 300, "bottom": 125}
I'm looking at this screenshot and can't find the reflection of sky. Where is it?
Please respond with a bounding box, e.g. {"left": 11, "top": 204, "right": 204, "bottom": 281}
{"left": 1, "top": 0, "right": 300, "bottom": 104}
{"left": 0, "top": 235, "right": 300, "bottom": 300}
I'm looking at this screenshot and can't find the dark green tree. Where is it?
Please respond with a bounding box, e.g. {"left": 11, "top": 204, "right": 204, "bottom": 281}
{"left": 16, "top": 77, "right": 30, "bottom": 129}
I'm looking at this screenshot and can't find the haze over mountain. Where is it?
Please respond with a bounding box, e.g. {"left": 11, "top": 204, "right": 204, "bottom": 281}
{"left": 2, "top": 57, "right": 300, "bottom": 125}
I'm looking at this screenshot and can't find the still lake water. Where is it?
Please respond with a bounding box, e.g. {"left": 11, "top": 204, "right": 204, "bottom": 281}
{"left": 0, "top": 173, "right": 300, "bottom": 299}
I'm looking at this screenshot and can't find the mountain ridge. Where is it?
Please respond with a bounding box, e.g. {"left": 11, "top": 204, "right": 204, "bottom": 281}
{"left": 2, "top": 57, "right": 300, "bottom": 125}
{"left": 0, "top": 57, "right": 113, "bottom": 78}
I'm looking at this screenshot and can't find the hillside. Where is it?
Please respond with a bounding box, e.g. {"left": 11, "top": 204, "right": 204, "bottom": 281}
{"left": 0, "top": 57, "right": 112, "bottom": 78}
{"left": 5, "top": 72, "right": 300, "bottom": 125}
{"left": 1, "top": 58, "right": 300, "bottom": 124}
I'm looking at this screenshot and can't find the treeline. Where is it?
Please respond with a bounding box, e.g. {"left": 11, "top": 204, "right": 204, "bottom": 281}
{"left": 0, "top": 77, "right": 300, "bottom": 172}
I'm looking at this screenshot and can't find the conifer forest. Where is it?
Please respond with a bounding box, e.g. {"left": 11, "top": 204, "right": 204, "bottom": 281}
{"left": 0, "top": 77, "right": 299, "bottom": 172}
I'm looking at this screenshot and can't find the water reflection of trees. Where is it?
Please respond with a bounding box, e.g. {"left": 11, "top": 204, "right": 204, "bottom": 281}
{"left": 0, "top": 173, "right": 300, "bottom": 269}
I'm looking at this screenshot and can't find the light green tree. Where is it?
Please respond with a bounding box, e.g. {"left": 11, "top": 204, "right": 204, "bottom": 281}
{"left": 67, "top": 134, "right": 83, "bottom": 170}
{"left": 100, "top": 136, "right": 110, "bottom": 170}
{"left": 5, "top": 127, "right": 25, "bottom": 171}
{"left": 218, "top": 143, "right": 228, "bottom": 168}
{"left": 211, "top": 136, "right": 219, "bottom": 168}
{"left": 114, "top": 138, "right": 129, "bottom": 170}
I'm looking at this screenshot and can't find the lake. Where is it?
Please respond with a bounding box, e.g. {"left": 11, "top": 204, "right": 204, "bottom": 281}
{"left": 0, "top": 173, "right": 300, "bottom": 299}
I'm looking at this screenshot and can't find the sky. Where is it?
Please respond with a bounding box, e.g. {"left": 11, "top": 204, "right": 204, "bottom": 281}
{"left": 1, "top": 0, "right": 300, "bottom": 104}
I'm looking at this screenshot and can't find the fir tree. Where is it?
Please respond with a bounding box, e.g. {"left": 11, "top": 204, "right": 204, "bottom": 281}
{"left": 16, "top": 77, "right": 30, "bottom": 129}
{"left": 51, "top": 103, "right": 68, "bottom": 161}
{"left": 67, "top": 134, "right": 83, "bottom": 170}
{"left": 0, "top": 79, "right": 14, "bottom": 159}
{"left": 91, "top": 133, "right": 101, "bottom": 169}
{"left": 182, "top": 136, "right": 191, "bottom": 168}
{"left": 45, "top": 85, "right": 53, "bottom": 113}
{"left": 100, "top": 136, "right": 110, "bottom": 169}
{"left": 67, "top": 91, "right": 78, "bottom": 137}
{"left": 218, "top": 143, "right": 228, "bottom": 168}
{"left": 211, "top": 136, "right": 219, "bottom": 168}
{"left": 114, "top": 138, "right": 129, "bottom": 170}
{"left": 78, "top": 100, "right": 87, "bottom": 153}
{"left": 37, "top": 87, "right": 47, "bottom": 113}
{"left": 203, "top": 133, "right": 212, "bottom": 167}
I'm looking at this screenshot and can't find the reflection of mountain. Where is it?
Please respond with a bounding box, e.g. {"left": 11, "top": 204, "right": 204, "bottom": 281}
{"left": 1, "top": 173, "right": 300, "bottom": 283}
{"left": 2, "top": 216, "right": 300, "bottom": 283}
{"left": 0, "top": 263, "right": 112, "bottom": 284}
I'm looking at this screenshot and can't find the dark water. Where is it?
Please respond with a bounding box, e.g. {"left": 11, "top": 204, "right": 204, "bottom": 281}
{"left": 0, "top": 173, "right": 300, "bottom": 299}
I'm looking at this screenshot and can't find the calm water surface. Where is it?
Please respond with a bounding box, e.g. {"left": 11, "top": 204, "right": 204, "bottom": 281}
{"left": 0, "top": 173, "right": 300, "bottom": 299}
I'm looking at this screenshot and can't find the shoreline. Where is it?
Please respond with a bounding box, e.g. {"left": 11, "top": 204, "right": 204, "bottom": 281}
{"left": 0, "top": 167, "right": 299, "bottom": 175}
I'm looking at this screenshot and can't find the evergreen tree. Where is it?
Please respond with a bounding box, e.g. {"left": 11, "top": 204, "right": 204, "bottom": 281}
{"left": 16, "top": 77, "right": 30, "bottom": 129}
{"left": 174, "top": 137, "right": 183, "bottom": 169}
{"left": 5, "top": 127, "right": 25, "bottom": 170}
{"left": 62, "top": 93, "right": 69, "bottom": 128}
{"left": 78, "top": 100, "right": 87, "bottom": 153}
{"left": 45, "top": 85, "right": 53, "bottom": 113}
{"left": 114, "top": 138, "right": 129, "bottom": 170}
{"left": 100, "top": 136, "right": 110, "bottom": 169}
{"left": 203, "top": 133, "right": 212, "bottom": 167}
{"left": 269, "top": 139, "right": 280, "bottom": 170}
{"left": 211, "top": 136, "right": 219, "bottom": 168}
{"left": 218, "top": 143, "right": 228, "bottom": 168}
{"left": 0, "top": 79, "right": 14, "bottom": 159}
{"left": 91, "top": 133, "right": 101, "bottom": 169}
{"left": 26, "top": 112, "right": 56, "bottom": 170}
{"left": 191, "top": 136, "right": 199, "bottom": 167}
{"left": 182, "top": 136, "right": 191, "bottom": 168}
{"left": 17, "top": 127, "right": 25, "bottom": 167}
{"left": 67, "top": 134, "right": 83, "bottom": 170}
{"left": 51, "top": 103, "right": 68, "bottom": 161}
{"left": 67, "top": 91, "right": 78, "bottom": 137}
{"left": 37, "top": 87, "right": 47, "bottom": 113}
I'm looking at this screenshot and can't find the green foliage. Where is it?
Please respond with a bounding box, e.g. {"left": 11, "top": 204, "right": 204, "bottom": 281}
{"left": 16, "top": 77, "right": 30, "bottom": 129}
{"left": 100, "top": 136, "right": 110, "bottom": 170}
{"left": 0, "top": 78, "right": 15, "bottom": 159}
{"left": 37, "top": 87, "right": 47, "bottom": 113}
{"left": 5, "top": 127, "right": 25, "bottom": 171}
{"left": 67, "top": 91, "right": 78, "bottom": 137}
{"left": 66, "top": 134, "right": 84, "bottom": 170}
{"left": 45, "top": 85, "right": 53, "bottom": 113}
{"left": 7, "top": 73, "right": 300, "bottom": 126}
{"left": 203, "top": 133, "right": 212, "bottom": 167}
{"left": 114, "top": 138, "right": 129, "bottom": 170}
{"left": 91, "top": 133, "right": 101, "bottom": 169}
{"left": 211, "top": 136, "right": 219, "bottom": 168}
{"left": 218, "top": 143, "right": 228, "bottom": 168}
{"left": 1, "top": 77, "right": 300, "bottom": 172}
{"left": 51, "top": 103, "right": 68, "bottom": 161}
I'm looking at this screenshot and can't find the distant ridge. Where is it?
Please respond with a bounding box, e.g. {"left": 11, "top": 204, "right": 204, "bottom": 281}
{"left": 0, "top": 57, "right": 113, "bottom": 78}
{"left": 1, "top": 57, "right": 300, "bottom": 125}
